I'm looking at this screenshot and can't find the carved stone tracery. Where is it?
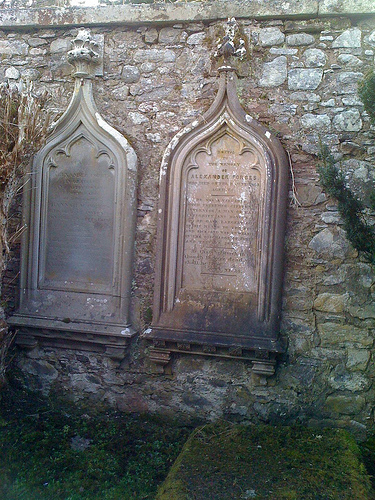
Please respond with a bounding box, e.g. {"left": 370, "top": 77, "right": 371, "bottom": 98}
{"left": 9, "top": 29, "right": 137, "bottom": 357}
{"left": 146, "top": 21, "right": 289, "bottom": 377}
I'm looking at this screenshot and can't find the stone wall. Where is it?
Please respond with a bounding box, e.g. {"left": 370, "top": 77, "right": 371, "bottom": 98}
{"left": 2, "top": 2, "right": 375, "bottom": 436}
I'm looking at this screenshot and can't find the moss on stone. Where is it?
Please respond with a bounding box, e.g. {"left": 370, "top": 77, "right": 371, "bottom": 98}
{"left": 157, "top": 422, "right": 373, "bottom": 499}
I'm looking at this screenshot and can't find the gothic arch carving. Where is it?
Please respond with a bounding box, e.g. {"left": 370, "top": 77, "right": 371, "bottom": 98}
{"left": 146, "top": 69, "right": 289, "bottom": 376}
{"left": 10, "top": 29, "right": 137, "bottom": 357}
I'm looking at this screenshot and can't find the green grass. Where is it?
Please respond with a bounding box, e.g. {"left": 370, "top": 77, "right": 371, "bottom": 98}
{"left": 1, "top": 387, "right": 375, "bottom": 499}
{"left": 0, "top": 387, "right": 192, "bottom": 500}
{"left": 157, "top": 422, "right": 374, "bottom": 500}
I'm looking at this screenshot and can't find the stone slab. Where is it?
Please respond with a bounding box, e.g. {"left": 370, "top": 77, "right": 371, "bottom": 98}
{"left": 0, "top": 1, "right": 373, "bottom": 30}
{"left": 148, "top": 69, "right": 289, "bottom": 373}
{"left": 0, "top": 2, "right": 319, "bottom": 29}
{"left": 156, "top": 422, "right": 372, "bottom": 499}
{"left": 319, "top": 0, "right": 375, "bottom": 15}
{"left": 1, "top": 0, "right": 374, "bottom": 31}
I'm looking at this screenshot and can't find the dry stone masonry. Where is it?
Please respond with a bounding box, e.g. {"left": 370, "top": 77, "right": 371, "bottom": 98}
{"left": 1, "top": 1, "right": 375, "bottom": 436}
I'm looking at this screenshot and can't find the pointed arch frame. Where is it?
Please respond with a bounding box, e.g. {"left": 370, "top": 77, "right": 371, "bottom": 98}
{"left": 147, "top": 70, "right": 289, "bottom": 375}
{"left": 9, "top": 78, "right": 138, "bottom": 356}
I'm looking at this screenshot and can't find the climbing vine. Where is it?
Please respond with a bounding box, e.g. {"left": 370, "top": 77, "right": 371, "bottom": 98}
{"left": 318, "top": 70, "right": 375, "bottom": 264}
{"left": 358, "top": 70, "right": 375, "bottom": 126}
{"left": 318, "top": 145, "right": 375, "bottom": 263}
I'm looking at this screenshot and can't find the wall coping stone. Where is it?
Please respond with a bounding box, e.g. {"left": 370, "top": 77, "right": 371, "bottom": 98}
{"left": 0, "top": 1, "right": 374, "bottom": 30}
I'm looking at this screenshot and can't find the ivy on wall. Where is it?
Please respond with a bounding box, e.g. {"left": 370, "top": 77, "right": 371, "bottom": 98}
{"left": 318, "top": 146, "right": 375, "bottom": 264}
{"left": 359, "top": 70, "right": 375, "bottom": 126}
{"left": 318, "top": 71, "right": 375, "bottom": 264}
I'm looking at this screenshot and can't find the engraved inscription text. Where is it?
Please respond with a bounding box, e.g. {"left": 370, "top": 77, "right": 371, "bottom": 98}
{"left": 182, "top": 132, "right": 262, "bottom": 293}
{"left": 43, "top": 136, "right": 115, "bottom": 290}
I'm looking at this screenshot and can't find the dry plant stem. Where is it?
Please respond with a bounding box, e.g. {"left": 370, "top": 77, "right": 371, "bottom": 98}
{"left": 0, "top": 327, "right": 16, "bottom": 387}
{"left": 0, "top": 80, "right": 50, "bottom": 388}
{"left": 0, "top": 80, "right": 50, "bottom": 261}
{"left": 288, "top": 151, "right": 300, "bottom": 207}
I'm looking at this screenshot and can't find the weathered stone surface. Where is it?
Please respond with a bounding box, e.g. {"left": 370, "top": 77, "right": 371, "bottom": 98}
{"left": 70, "top": 373, "right": 104, "bottom": 395}
{"left": 290, "top": 91, "right": 320, "bottom": 101}
{"left": 144, "top": 28, "right": 158, "bottom": 44}
{"left": 318, "top": 323, "right": 373, "bottom": 347}
{"left": 270, "top": 47, "right": 298, "bottom": 55}
{"left": 346, "top": 348, "right": 371, "bottom": 371}
{"left": 321, "top": 211, "right": 340, "bottom": 223}
{"left": 258, "top": 27, "right": 285, "bottom": 46}
{"left": 343, "top": 159, "right": 371, "bottom": 182}
{"left": 296, "top": 184, "right": 324, "bottom": 206}
{"left": 5, "top": 66, "right": 20, "bottom": 79}
{"left": 50, "top": 38, "right": 70, "bottom": 54}
{"left": 140, "top": 62, "right": 156, "bottom": 73}
{"left": 270, "top": 104, "right": 298, "bottom": 117}
{"left": 21, "top": 68, "right": 40, "bottom": 81}
{"left": 121, "top": 65, "right": 140, "bottom": 83}
{"left": 314, "top": 293, "right": 347, "bottom": 313}
{"left": 302, "top": 48, "right": 327, "bottom": 67}
{"left": 332, "top": 110, "right": 362, "bottom": 131}
{"left": 310, "top": 347, "right": 346, "bottom": 361}
{"left": 18, "top": 357, "right": 58, "bottom": 395}
{"left": 332, "top": 28, "right": 362, "bottom": 48}
{"left": 348, "top": 304, "right": 375, "bottom": 319}
{"left": 286, "top": 33, "right": 315, "bottom": 46}
{"left": 328, "top": 371, "right": 370, "bottom": 392}
{"left": 0, "top": 39, "right": 28, "bottom": 56}
{"left": 259, "top": 56, "right": 287, "bottom": 87}
{"left": 337, "top": 54, "right": 363, "bottom": 68}
{"left": 133, "top": 48, "right": 176, "bottom": 63}
{"left": 23, "top": 358, "right": 58, "bottom": 380}
{"left": 128, "top": 111, "right": 149, "bottom": 125}
{"left": 341, "top": 96, "right": 363, "bottom": 106}
{"left": 369, "top": 30, "right": 375, "bottom": 46}
{"left": 300, "top": 113, "right": 331, "bottom": 129}
{"left": 336, "top": 71, "right": 364, "bottom": 85}
{"left": 319, "top": 0, "right": 375, "bottom": 15}
{"left": 0, "top": 2, "right": 323, "bottom": 29}
{"left": 309, "top": 228, "right": 350, "bottom": 258}
{"left": 27, "top": 37, "right": 47, "bottom": 47}
{"left": 112, "top": 84, "right": 129, "bottom": 100}
{"left": 29, "top": 47, "right": 46, "bottom": 56}
{"left": 288, "top": 68, "right": 323, "bottom": 90}
{"left": 158, "top": 27, "right": 181, "bottom": 44}
{"left": 339, "top": 159, "right": 374, "bottom": 204}
{"left": 325, "top": 394, "right": 366, "bottom": 414}
{"left": 186, "top": 32, "right": 205, "bottom": 45}
{"left": 332, "top": 263, "right": 375, "bottom": 293}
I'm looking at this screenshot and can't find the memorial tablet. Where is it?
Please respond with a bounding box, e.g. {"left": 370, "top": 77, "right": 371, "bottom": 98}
{"left": 146, "top": 67, "right": 289, "bottom": 377}
{"left": 9, "top": 30, "right": 137, "bottom": 357}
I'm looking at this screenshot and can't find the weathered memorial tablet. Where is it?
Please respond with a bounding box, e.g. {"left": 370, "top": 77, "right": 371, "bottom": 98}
{"left": 9, "top": 30, "right": 137, "bottom": 357}
{"left": 146, "top": 64, "right": 289, "bottom": 376}
{"left": 183, "top": 134, "right": 260, "bottom": 294}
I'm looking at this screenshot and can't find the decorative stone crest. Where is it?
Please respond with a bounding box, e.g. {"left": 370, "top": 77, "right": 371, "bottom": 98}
{"left": 9, "top": 29, "right": 137, "bottom": 358}
{"left": 215, "top": 18, "right": 247, "bottom": 65}
{"left": 67, "top": 28, "right": 100, "bottom": 77}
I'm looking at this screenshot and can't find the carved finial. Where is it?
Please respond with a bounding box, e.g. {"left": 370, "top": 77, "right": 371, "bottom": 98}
{"left": 215, "top": 18, "right": 247, "bottom": 69}
{"left": 67, "top": 28, "right": 100, "bottom": 78}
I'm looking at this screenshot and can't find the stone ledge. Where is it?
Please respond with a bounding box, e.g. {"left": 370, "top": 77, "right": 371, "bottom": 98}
{"left": 319, "top": 0, "right": 375, "bottom": 15}
{"left": 2, "top": 0, "right": 373, "bottom": 30}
